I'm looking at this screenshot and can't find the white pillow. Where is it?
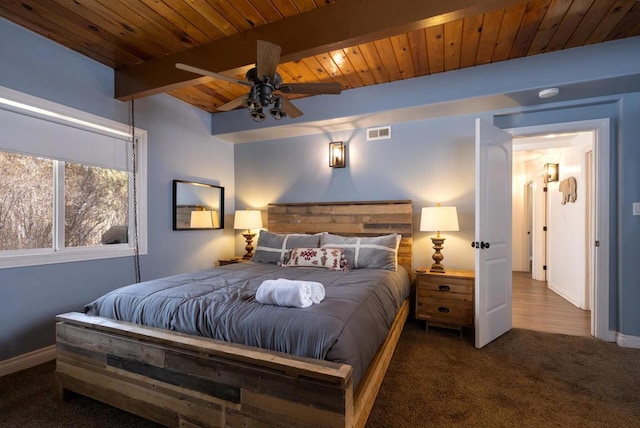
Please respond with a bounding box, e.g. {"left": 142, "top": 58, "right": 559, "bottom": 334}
{"left": 320, "top": 232, "right": 400, "bottom": 271}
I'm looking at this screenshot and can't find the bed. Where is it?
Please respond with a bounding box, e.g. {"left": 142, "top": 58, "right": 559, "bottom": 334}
{"left": 55, "top": 200, "right": 413, "bottom": 427}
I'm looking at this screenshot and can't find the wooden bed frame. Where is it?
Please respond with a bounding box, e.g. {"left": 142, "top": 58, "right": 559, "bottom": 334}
{"left": 56, "top": 200, "right": 413, "bottom": 427}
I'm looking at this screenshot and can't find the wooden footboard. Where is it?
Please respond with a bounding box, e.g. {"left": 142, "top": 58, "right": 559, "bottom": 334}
{"left": 56, "top": 299, "right": 409, "bottom": 428}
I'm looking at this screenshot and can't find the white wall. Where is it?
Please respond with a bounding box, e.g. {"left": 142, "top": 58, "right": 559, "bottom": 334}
{"left": 547, "top": 136, "right": 593, "bottom": 309}
{"left": 512, "top": 161, "right": 528, "bottom": 272}
{"left": 512, "top": 133, "right": 593, "bottom": 309}
{"left": 0, "top": 18, "right": 236, "bottom": 362}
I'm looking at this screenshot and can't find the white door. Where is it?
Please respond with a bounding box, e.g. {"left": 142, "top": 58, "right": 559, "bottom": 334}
{"left": 474, "top": 118, "right": 513, "bottom": 348}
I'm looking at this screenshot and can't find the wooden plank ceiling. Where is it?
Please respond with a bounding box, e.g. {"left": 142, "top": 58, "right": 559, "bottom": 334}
{"left": 1, "top": 0, "right": 639, "bottom": 114}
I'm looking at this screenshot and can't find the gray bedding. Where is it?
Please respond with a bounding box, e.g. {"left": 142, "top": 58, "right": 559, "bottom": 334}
{"left": 84, "top": 262, "right": 411, "bottom": 388}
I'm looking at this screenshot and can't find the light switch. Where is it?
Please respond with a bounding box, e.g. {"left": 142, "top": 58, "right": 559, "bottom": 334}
{"left": 634, "top": 202, "right": 640, "bottom": 216}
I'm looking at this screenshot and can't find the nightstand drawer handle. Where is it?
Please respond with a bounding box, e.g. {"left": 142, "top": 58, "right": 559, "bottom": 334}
{"left": 438, "top": 307, "right": 450, "bottom": 313}
{"left": 438, "top": 285, "right": 450, "bottom": 291}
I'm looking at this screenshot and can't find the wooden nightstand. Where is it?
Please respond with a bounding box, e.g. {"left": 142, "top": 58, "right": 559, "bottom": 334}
{"left": 218, "top": 258, "right": 249, "bottom": 266}
{"left": 415, "top": 269, "right": 475, "bottom": 336}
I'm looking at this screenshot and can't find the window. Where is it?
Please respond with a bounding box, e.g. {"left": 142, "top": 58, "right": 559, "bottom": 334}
{"left": 0, "top": 86, "right": 147, "bottom": 268}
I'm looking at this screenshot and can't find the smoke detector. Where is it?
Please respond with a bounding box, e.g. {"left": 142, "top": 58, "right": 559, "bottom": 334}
{"left": 538, "top": 88, "right": 560, "bottom": 99}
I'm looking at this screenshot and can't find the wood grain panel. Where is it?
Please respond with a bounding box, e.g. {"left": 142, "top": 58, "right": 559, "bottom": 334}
{"left": 605, "top": 2, "right": 640, "bottom": 40}
{"left": 101, "top": 0, "right": 195, "bottom": 51}
{"left": 407, "top": 29, "right": 429, "bottom": 77}
{"left": 492, "top": 3, "right": 528, "bottom": 62}
{"left": 476, "top": 8, "right": 505, "bottom": 65}
{"left": 545, "top": 0, "right": 595, "bottom": 52}
{"left": 374, "top": 38, "right": 403, "bottom": 82}
{"left": 460, "top": 14, "right": 483, "bottom": 68}
{"left": 55, "top": 0, "right": 175, "bottom": 57}
{"left": 390, "top": 34, "right": 416, "bottom": 79}
{"left": 584, "top": 0, "right": 635, "bottom": 45}
{"left": 358, "top": 42, "right": 390, "bottom": 84}
{"left": 565, "top": 0, "right": 617, "bottom": 48}
{"left": 55, "top": 298, "right": 409, "bottom": 427}
{"left": 512, "top": 272, "right": 590, "bottom": 337}
{"left": 425, "top": 25, "right": 445, "bottom": 74}
{"left": 31, "top": 0, "right": 153, "bottom": 60}
{"left": 329, "top": 49, "right": 365, "bottom": 89}
{"left": 1, "top": 0, "right": 141, "bottom": 66}
{"left": 267, "top": 200, "right": 413, "bottom": 274}
{"left": 527, "top": 0, "right": 573, "bottom": 55}
{"left": 343, "top": 45, "right": 377, "bottom": 86}
{"left": 2, "top": 0, "right": 639, "bottom": 113}
{"left": 509, "top": 0, "right": 551, "bottom": 58}
{"left": 443, "top": 20, "right": 463, "bottom": 71}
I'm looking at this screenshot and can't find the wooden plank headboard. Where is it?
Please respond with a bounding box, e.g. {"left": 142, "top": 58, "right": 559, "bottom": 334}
{"left": 267, "top": 200, "right": 413, "bottom": 273}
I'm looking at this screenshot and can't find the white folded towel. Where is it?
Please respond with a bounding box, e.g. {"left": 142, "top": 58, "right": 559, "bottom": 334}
{"left": 309, "top": 281, "right": 325, "bottom": 304}
{"left": 256, "top": 279, "right": 325, "bottom": 308}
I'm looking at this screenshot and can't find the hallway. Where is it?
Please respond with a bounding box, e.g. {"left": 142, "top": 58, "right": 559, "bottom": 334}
{"left": 512, "top": 271, "right": 591, "bottom": 337}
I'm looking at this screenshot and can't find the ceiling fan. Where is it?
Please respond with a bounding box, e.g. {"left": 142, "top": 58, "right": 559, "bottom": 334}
{"left": 176, "top": 40, "right": 342, "bottom": 122}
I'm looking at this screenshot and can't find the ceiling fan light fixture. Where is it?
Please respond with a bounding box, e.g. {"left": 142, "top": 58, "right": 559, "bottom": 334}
{"left": 259, "top": 84, "right": 274, "bottom": 107}
{"left": 243, "top": 86, "right": 260, "bottom": 111}
{"left": 270, "top": 98, "right": 286, "bottom": 120}
{"left": 250, "top": 108, "right": 265, "bottom": 122}
{"left": 178, "top": 41, "right": 342, "bottom": 122}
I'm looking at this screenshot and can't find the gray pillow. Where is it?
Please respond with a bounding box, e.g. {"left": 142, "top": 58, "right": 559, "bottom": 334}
{"left": 320, "top": 232, "right": 400, "bottom": 271}
{"left": 252, "top": 230, "right": 321, "bottom": 264}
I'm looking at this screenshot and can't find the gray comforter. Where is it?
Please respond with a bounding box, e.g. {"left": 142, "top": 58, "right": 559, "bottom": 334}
{"left": 85, "top": 262, "right": 411, "bottom": 388}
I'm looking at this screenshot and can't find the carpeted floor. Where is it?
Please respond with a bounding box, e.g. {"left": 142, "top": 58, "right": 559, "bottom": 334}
{"left": 1, "top": 322, "right": 639, "bottom": 427}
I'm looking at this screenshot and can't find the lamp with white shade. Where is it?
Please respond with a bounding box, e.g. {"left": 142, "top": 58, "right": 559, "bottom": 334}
{"left": 234, "top": 209, "right": 263, "bottom": 259}
{"left": 190, "top": 210, "right": 219, "bottom": 229}
{"left": 420, "top": 205, "right": 459, "bottom": 273}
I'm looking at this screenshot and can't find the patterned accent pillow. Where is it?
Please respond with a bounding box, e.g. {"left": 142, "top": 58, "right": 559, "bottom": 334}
{"left": 320, "top": 232, "right": 401, "bottom": 271}
{"left": 252, "top": 230, "right": 321, "bottom": 264}
{"left": 282, "top": 247, "right": 348, "bottom": 271}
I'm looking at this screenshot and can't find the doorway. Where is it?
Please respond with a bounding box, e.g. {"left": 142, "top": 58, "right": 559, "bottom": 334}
{"left": 512, "top": 133, "right": 593, "bottom": 336}
{"left": 507, "top": 118, "right": 611, "bottom": 341}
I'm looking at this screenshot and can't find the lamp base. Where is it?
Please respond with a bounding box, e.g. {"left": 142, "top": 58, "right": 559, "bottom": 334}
{"left": 430, "top": 236, "right": 447, "bottom": 273}
{"left": 241, "top": 232, "right": 256, "bottom": 260}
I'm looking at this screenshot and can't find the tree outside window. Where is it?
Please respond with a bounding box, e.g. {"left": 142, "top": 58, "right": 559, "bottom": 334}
{"left": 0, "top": 151, "right": 129, "bottom": 251}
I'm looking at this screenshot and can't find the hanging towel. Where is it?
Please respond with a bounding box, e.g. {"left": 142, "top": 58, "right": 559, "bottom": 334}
{"left": 256, "top": 279, "right": 325, "bottom": 308}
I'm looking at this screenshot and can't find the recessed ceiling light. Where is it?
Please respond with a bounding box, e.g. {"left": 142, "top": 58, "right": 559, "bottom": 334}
{"left": 538, "top": 88, "right": 560, "bottom": 99}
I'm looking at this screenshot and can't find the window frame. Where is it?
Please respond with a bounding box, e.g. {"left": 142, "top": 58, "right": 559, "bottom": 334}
{"left": 0, "top": 85, "right": 147, "bottom": 269}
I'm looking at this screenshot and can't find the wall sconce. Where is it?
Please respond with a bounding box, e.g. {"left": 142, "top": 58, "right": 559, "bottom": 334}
{"left": 544, "top": 163, "right": 559, "bottom": 183}
{"left": 329, "top": 141, "right": 346, "bottom": 168}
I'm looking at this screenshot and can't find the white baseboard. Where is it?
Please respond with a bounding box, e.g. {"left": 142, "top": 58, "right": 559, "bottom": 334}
{"left": 616, "top": 332, "right": 640, "bottom": 349}
{"left": 0, "top": 345, "right": 56, "bottom": 377}
{"left": 547, "top": 281, "right": 582, "bottom": 308}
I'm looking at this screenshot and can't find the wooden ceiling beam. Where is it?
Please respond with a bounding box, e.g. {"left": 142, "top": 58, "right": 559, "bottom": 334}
{"left": 114, "top": 0, "right": 529, "bottom": 100}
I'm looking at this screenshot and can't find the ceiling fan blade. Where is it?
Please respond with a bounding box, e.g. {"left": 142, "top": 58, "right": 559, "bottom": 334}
{"left": 256, "top": 40, "right": 281, "bottom": 82}
{"left": 278, "top": 82, "right": 342, "bottom": 95}
{"left": 176, "top": 63, "right": 251, "bottom": 87}
{"left": 279, "top": 97, "right": 303, "bottom": 118}
{"left": 217, "top": 95, "right": 248, "bottom": 112}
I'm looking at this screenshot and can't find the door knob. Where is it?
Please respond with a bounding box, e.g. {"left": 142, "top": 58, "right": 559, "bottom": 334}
{"left": 480, "top": 241, "right": 491, "bottom": 249}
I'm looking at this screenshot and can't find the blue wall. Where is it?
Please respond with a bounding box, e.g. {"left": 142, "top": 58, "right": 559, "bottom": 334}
{"left": 0, "top": 19, "right": 235, "bottom": 361}
{"left": 234, "top": 38, "right": 640, "bottom": 338}
{"left": 1, "top": 16, "right": 639, "bottom": 363}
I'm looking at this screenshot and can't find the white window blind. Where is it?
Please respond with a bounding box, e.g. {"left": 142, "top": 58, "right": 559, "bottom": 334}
{"left": 0, "top": 85, "right": 147, "bottom": 269}
{"left": 0, "top": 105, "right": 131, "bottom": 171}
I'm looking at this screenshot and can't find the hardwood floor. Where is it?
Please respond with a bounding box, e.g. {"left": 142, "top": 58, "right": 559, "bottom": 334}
{"left": 512, "top": 271, "right": 591, "bottom": 337}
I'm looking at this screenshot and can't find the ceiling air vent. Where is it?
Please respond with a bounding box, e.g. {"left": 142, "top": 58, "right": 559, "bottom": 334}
{"left": 366, "top": 126, "right": 391, "bottom": 141}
